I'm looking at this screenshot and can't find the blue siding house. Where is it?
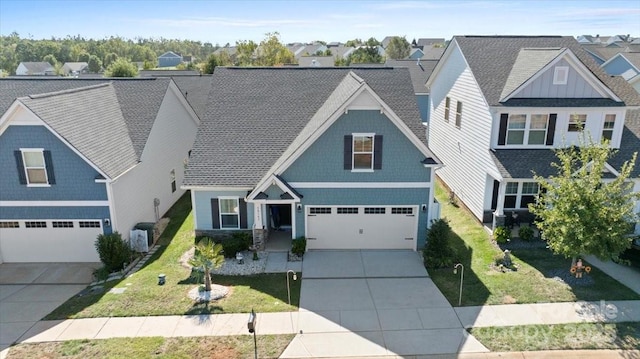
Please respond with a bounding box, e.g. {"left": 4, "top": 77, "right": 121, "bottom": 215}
{"left": 158, "top": 51, "right": 183, "bottom": 68}
{"left": 183, "top": 67, "right": 441, "bottom": 251}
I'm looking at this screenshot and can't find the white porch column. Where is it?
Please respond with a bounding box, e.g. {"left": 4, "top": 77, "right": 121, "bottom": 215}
{"left": 494, "top": 181, "right": 506, "bottom": 217}
{"left": 291, "top": 202, "right": 297, "bottom": 239}
{"left": 253, "top": 202, "right": 263, "bottom": 229}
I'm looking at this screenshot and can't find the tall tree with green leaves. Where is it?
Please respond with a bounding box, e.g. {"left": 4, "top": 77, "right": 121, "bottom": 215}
{"left": 88, "top": 54, "right": 102, "bottom": 73}
{"left": 385, "top": 36, "right": 411, "bottom": 59}
{"left": 529, "top": 136, "right": 638, "bottom": 262}
{"left": 42, "top": 54, "right": 58, "bottom": 66}
{"left": 189, "top": 238, "right": 225, "bottom": 292}
{"left": 104, "top": 57, "right": 138, "bottom": 77}
{"left": 349, "top": 46, "right": 383, "bottom": 64}
{"left": 256, "top": 32, "right": 295, "bottom": 66}
{"left": 235, "top": 40, "right": 257, "bottom": 66}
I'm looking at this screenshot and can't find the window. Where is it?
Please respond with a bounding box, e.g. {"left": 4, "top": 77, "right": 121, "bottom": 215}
{"left": 309, "top": 207, "right": 331, "bottom": 214}
{"left": 602, "top": 114, "right": 615, "bottom": 141}
{"left": 337, "top": 207, "right": 358, "bottom": 214}
{"left": 0, "top": 221, "right": 19, "bottom": 228}
{"left": 444, "top": 97, "right": 450, "bottom": 122}
{"left": 364, "top": 207, "right": 385, "bottom": 214}
{"left": 170, "top": 169, "right": 176, "bottom": 193}
{"left": 506, "top": 114, "right": 526, "bottom": 145}
{"left": 528, "top": 115, "right": 548, "bottom": 144}
{"left": 455, "top": 101, "right": 463, "bottom": 128}
{"left": 352, "top": 135, "right": 374, "bottom": 170}
{"left": 504, "top": 182, "right": 539, "bottom": 209}
{"left": 506, "top": 114, "right": 548, "bottom": 145}
{"left": 52, "top": 221, "right": 74, "bottom": 228}
{"left": 79, "top": 221, "right": 101, "bottom": 228}
{"left": 25, "top": 221, "right": 47, "bottom": 228}
{"left": 553, "top": 66, "right": 569, "bottom": 85}
{"left": 219, "top": 198, "right": 239, "bottom": 229}
{"left": 22, "top": 150, "right": 48, "bottom": 185}
{"left": 391, "top": 207, "right": 413, "bottom": 214}
{"left": 568, "top": 114, "right": 586, "bottom": 132}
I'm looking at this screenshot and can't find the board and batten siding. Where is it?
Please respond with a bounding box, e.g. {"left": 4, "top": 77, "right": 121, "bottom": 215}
{"left": 428, "top": 43, "right": 499, "bottom": 222}
{"left": 192, "top": 190, "right": 254, "bottom": 230}
{"left": 110, "top": 84, "right": 198, "bottom": 238}
{"left": 512, "top": 58, "right": 603, "bottom": 99}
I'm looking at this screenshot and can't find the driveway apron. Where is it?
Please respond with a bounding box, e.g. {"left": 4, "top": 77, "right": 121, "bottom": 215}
{"left": 280, "top": 250, "right": 488, "bottom": 358}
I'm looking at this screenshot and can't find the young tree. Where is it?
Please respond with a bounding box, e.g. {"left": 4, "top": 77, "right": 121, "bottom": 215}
{"left": 42, "top": 54, "right": 58, "bottom": 66}
{"left": 235, "top": 40, "right": 257, "bottom": 66}
{"left": 349, "top": 46, "right": 383, "bottom": 64}
{"left": 256, "top": 32, "right": 295, "bottom": 66}
{"left": 88, "top": 54, "right": 102, "bottom": 73}
{"left": 189, "top": 238, "right": 225, "bottom": 292}
{"left": 385, "top": 36, "right": 411, "bottom": 59}
{"left": 203, "top": 54, "right": 219, "bottom": 74}
{"left": 104, "top": 57, "right": 138, "bottom": 77}
{"left": 530, "top": 136, "right": 638, "bottom": 262}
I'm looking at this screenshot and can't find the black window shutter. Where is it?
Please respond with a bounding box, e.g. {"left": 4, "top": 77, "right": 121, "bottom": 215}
{"left": 14, "top": 151, "right": 27, "bottom": 185}
{"left": 546, "top": 114, "right": 557, "bottom": 145}
{"left": 344, "top": 135, "right": 353, "bottom": 170}
{"left": 211, "top": 198, "right": 220, "bottom": 229}
{"left": 498, "top": 114, "right": 508, "bottom": 145}
{"left": 373, "top": 135, "right": 383, "bottom": 170}
{"left": 239, "top": 199, "right": 248, "bottom": 229}
{"left": 43, "top": 150, "right": 55, "bottom": 184}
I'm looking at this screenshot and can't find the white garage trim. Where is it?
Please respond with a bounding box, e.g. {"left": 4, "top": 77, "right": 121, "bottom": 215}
{"left": 0, "top": 200, "right": 109, "bottom": 207}
{"left": 305, "top": 205, "right": 418, "bottom": 251}
{"left": 288, "top": 182, "right": 432, "bottom": 188}
{"left": 0, "top": 219, "right": 102, "bottom": 262}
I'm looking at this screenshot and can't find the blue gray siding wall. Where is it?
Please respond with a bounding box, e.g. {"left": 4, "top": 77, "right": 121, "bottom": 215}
{"left": 293, "top": 188, "right": 431, "bottom": 248}
{"left": 513, "top": 58, "right": 602, "bottom": 98}
{"left": 193, "top": 190, "right": 254, "bottom": 230}
{"left": 416, "top": 95, "right": 430, "bottom": 123}
{"left": 0, "top": 126, "right": 108, "bottom": 201}
{"left": 158, "top": 57, "right": 182, "bottom": 68}
{"left": 282, "top": 110, "right": 431, "bottom": 182}
{"left": 602, "top": 56, "right": 636, "bottom": 76}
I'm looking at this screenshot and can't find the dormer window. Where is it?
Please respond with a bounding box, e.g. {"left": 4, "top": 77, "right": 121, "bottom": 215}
{"left": 553, "top": 66, "right": 569, "bottom": 85}
{"left": 568, "top": 114, "right": 586, "bottom": 132}
{"left": 602, "top": 114, "right": 615, "bottom": 141}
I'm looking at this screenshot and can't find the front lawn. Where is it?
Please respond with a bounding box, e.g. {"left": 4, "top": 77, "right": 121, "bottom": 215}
{"left": 6, "top": 335, "right": 295, "bottom": 359}
{"left": 429, "top": 181, "right": 640, "bottom": 306}
{"left": 46, "top": 193, "right": 301, "bottom": 319}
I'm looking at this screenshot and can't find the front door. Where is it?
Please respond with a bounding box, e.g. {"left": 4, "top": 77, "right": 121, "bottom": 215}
{"left": 269, "top": 204, "right": 292, "bottom": 230}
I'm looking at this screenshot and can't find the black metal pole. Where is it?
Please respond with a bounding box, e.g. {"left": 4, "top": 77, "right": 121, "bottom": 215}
{"left": 253, "top": 330, "right": 257, "bottom": 359}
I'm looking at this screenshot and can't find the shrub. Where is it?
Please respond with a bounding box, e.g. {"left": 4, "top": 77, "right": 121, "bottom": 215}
{"left": 494, "top": 226, "right": 510, "bottom": 244}
{"left": 95, "top": 232, "right": 131, "bottom": 272}
{"left": 221, "top": 232, "right": 252, "bottom": 258}
{"left": 291, "top": 237, "right": 306, "bottom": 256}
{"left": 423, "top": 219, "right": 456, "bottom": 268}
{"left": 518, "top": 226, "right": 534, "bottom": 241}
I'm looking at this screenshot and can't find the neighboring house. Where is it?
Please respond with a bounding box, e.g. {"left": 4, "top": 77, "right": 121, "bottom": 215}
{"left": 294, "top": 44, "right": 328, "bottom": 59}
{"left": 139, "top": 70, "right": 201, "bottom": 77}
{"left": 157, "top": 51, "right": 183, "bottom": 67}
{"left": 426, "top": 36, "right": 640, "bottom": 233}
{"left": 183, "top": 67, "right": 441, "bottom": 251}
{"left": 385, "top": 59, "right": 438, "bottom": 123}
{"left": 327, "top": 42, "right": 341, "bottom": 48}
{"left": 213, "top": 47, "right": 237, "bottom": 58}
{"left": 62, "top": 62, "right": 89, "bottom": 75}
{"left": 601, "top": 53, "right": 640, "bottom": 93}
{"left": 0, "top": 78, "right": 200, "bottom": 262}
{"left": 415, "top": 38, "right": 445, "bottom": 50}
{"left": 298, "top": 56, "right": 334, "bottom": 67}
{"left": 421, "top": 46, "right": 446, "bottom": 60}
{"left": 408, "top": 48, "right": 424, "bottom": 60}
{"left": 15, "top": 62, "right": 55, "bottom": 76}
{"left": 381, "top": 36, "right": 400, "bottom": 49}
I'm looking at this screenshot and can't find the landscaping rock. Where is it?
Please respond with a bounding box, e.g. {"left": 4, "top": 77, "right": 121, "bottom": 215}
{"left": 180, "top": 248, "right": 268, "bottom": 275}
{"left": 188, "top": 285, "right": 229, "bottom": 303}
{"left": 546, "top": 268, "right": 595, "bottom": 287}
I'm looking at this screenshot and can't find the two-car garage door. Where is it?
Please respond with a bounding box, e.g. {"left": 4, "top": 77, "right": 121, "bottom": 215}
{"left": 0, "top": 220, "right": 102, "bottom": 262}
{"left": 306, "top": 206, "right": 418, "bottom": 250}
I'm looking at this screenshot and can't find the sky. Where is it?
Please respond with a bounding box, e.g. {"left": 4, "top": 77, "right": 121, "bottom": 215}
{"left": 1, "top": 0, "right": 639, "bottom": 45}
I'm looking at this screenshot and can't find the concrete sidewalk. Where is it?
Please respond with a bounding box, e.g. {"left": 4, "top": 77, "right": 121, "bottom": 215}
{"left": 586, "top": 255, "right": 640, "bottom": 295}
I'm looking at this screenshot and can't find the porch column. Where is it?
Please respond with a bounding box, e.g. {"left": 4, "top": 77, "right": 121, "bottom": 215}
{"left": 493, "top": 181, "right": 507, "bottom": 229}
{"left": 253, "top": 202, "right": 263, "bottom": 229}
{"left": 291, "top": 202, "right": 297, "bottom": 240}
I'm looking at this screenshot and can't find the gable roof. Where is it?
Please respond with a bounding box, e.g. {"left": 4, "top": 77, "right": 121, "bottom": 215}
{"left": 447, "top": 36, "right": 640, "bottom": 107}
{"left": 170, "top": 75, "right": 213, "bottom": 120}
{"left": 500, "top": 47, "right": 564, "bottom": 100}
{"left": 184, "top": 67, "right": 436, "bottom": 187}
{"left": 18, "top": 84, "right": 138, "bottom": 178}
{"left": 159, "top": 51, "right": 182, "bottom": 58}
{"left": 603, "top": 53, "right": 640, "bottom": 73}
{"left": 18, "top": 62, "right": 54, "bottom": 73}
{"left": 298, "top": 56, "right": 334, "bottom": 67}
{"left": 62, "top": 62, "right": 89, "bottom": 72}
{"left": 385, "top": 59, "right": 438, "bottom": 93}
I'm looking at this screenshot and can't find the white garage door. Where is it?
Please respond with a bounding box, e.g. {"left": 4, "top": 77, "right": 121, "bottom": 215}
{"left": 306, "top": 206, "right": 418, "bottom": 250}
{"left": 0, "top": 220, "right": 102, "bottom": 262}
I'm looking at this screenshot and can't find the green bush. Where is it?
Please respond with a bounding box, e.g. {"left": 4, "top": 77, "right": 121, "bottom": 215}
{"left": 494, "top": 226, "right": 510, "bottom": 244}
{"left": 95, "top": 232, "right": 131, "bottom": 272}
{"left": 221, "top": 232, "right": 252, "bottom": 258}
{"left": 291, "top": 237, "right": 306, "bottom": 256}
{"left": 518, "top": 226, "right": 534, "bottom": 241}
{"left": 423, "top": 219, "right": 456, "bottom": 268}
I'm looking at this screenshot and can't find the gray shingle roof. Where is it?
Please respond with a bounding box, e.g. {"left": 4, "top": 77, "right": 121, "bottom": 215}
{"left": 421, "top": 46, "right": 445, "bottom": 60}
{"left": 184, "top": 67, "right": 436, "bottom": 187}
{"left": 501, "top": 48, "right": 564, "bottom": 100}
{"left": 0, "top": 77, "right": 173, "bottom": 176}
{"left": 298, "top": 56, "right": 334, "bottom": 67}
{"left": 171, "top": 75, "right": 213, "bottom": 120}
{"left": 385, "top": 59, "right": 438, "bottom": 93}
{"left": 19, "top": 84, "right": 138, "bottom": 178}
{"left": 453, "top": 36, "right": 640, "bottom": 107}
{"left": 417, "top": 38, "right": 445, "bottom": 48}
{"left": 18, "top": 62, "right": 54, "bottom": 74}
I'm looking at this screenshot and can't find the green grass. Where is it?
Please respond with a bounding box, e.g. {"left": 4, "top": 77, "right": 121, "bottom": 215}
{"left": 429, "top": 182, "right": 640, "bottom": 306}
{"left": 470, "top": 322, "right": 640, "bottom": 351}
{"left": 6, "top": 335, "right": 294, "bottom": 359}
{"left": 45, "top": 193, "right": 301, "bottom": 319}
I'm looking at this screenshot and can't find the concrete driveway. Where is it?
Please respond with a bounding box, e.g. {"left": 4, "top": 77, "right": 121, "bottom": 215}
{"left": 281, "top": 250, "right": 488, "bottom": 358}
{"left": 0, "top": 263, "right": 97, "bottom": 351}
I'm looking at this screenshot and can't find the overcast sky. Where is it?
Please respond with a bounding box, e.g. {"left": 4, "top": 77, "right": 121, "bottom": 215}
{"left": 1, "top": 0, "right": 639, "bottom": 44}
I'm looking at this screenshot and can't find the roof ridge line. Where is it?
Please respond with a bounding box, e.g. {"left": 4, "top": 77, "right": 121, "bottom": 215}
{"left": 26, "top": 82, "right": 111, "bottom": 100}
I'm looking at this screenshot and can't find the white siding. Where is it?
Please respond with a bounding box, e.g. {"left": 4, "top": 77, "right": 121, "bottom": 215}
{"left": 15, "top": 63, "right": 28, "bottom": 76}
{"left": 428, "top": 44, "right": 499, "bottom": 221}
{"left": 110, "top": 84, "right": 198, "bottom": 238}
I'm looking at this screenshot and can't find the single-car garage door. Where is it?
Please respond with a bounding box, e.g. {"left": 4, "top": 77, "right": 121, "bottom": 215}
{"left": 306, "top": 206, "right": 418, "bottom": 250}
{"left": 0, "top": 220, "right": 102, "bottom": 262}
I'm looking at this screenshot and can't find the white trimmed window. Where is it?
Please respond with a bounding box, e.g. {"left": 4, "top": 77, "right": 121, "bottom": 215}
{"left": 506, "top": 114, "right": 549, "bottom": 145}
{"left": 455, "top": 101, "right": 463, "bottom": 128}
{"left": 553, "top": 66, "right": 569, "bottom": 85}
{"left": 504, "top": 181, "right": 539, "bottom": 209}
{"left": 444, "top": 97, "right": 450, "bottom": 122}
{"left": 352, "top": 134, "right": 374, "bottom": 170}
{"left": 602, "top": 114, "right": 615, "bottom": 141}
{"left": 22, "top": 149, "right": 48, "bottom": 185}
{"left": 219, "top": 198, "right": 240, "bottom": 229}
{"left": 568, "top": 114, "right": 586, "bottom": 132}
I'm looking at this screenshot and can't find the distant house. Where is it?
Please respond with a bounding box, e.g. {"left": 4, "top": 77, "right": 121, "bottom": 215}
{"left": 157, "top": 51, "right": 183, "bottom": 68}
{"left": 62, "top": 62, "right": 89, "bottom": 75}
{"left": 298, "top": 56, "right": 334, "bottom": 67}
{"left": 601, "top": 53, "right": 640, "bottom": 93}
{"left": 327, "top": 42, "right": 342, "bottom": 48}
{"left": 182, "top": 55, "right": 194, "bottom": 63}
{"left": 381, "top": 36, "right": 400, "bottom": 49}
{"left": 416, "top": 38, "right": 445, "bottom": 50}
{"left": 294, "top": 44, "right": 328, "bottom": 59}
{"left": 386, "top": 59, "right": 438, "bottom": 122}
{"left": 408, "top": 48, "right": 424, "bottom": 60}
{"left": 15, "top": 62, "right": 55, "bottom": 76}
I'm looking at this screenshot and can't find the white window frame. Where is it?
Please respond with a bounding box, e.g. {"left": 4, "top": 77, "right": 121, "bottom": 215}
{"left": 21, "top": 148, "right": 49, "bottom": 187}
{"left": 553, "top": 66, "right": 569, "bottom": 85}
{"left": 352, "top": 133, "right": 375, "bottom": 172}
{"left": 219, "top": 197, "right": 240, "bottom": 229}
{"left": 505, "top": 114, "right": 549, "bottom": 146}
{"left": 504, "top": 181, "right": 540, "bottom": 209}
{"left": 568, "top": 114, "right": 587, "bottom": 132}
{"left": 444, "top": 96, "right": 450, "bottom": 122}
{"left": 455, "top": 101, "right": 463, "bottom": 128}
{"left": 602, "top": 114, "right": 616, "bottom": 141}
